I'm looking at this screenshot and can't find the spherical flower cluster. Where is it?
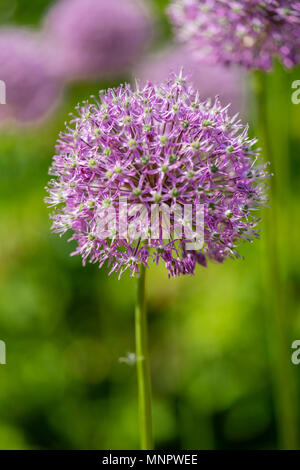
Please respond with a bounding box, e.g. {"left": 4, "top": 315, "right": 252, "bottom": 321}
{"left": 46, "top": 72, "right": 268, "bottom": 278}
{"left": 168, "top": 0, "right": 300, "bottom": 70}
{"left": 44, "top": 0, "right": 152, "bottom": 81}
{"left": 135, "top": 45, "right": 246, "bottom": 115}
{"left": 0, "top": 29, "right": 61, "bottom": 123}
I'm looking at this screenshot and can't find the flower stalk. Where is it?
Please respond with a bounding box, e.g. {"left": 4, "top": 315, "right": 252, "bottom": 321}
{"left": 254, "top": 71, "right": 299, "bottom": 449}
{"left": 135, "top": 264, "right": 153, "bottom": 450}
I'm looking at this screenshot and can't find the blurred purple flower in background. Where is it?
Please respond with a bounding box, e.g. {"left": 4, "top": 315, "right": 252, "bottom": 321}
{"left": 46, "top": 72, "right": 269, "bottom": 279}
{"left": 135, "top": 45, "right": 247, "bottom": 115}
{"left": 168, "top": 0, "right": 300, "bottom": 70}
{"left": 43, "top": 0, "right": 152, "bottom": 81}
{"left": 0, "top": 29, "right": 61, "bottom": 123}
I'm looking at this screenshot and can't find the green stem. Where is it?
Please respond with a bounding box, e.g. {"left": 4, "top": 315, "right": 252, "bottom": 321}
{"left": 254, "top": 71, "right": 298, "bottom": 449}
{"left": 135, "top": 264, "right": 154, "bottom": 450}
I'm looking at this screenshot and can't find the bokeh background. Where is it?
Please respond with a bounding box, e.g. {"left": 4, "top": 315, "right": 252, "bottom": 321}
{"left": 0, "top": 0, "right": 300, "bottom": 450}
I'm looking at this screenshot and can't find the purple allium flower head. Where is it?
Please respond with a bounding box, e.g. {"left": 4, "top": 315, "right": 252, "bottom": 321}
{"left": 0, "top": 29, "right": 61, "bottom": 123}
{"left": 46, "top": 71, "right": 269, "bottom": 278}
{"left": 44, "top": 0, "right": 152, "bottom": 81}
{"left": 168, "top": 0, "right": 300, "bottom": 70}
{"left": 135, "top": 45, "right": 247, "bottom": 115}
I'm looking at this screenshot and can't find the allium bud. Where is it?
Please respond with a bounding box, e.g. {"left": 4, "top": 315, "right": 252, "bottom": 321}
{"left": 46, "top": 71, "right": 269, "bottom": 278}
{"left": 168, "top": 0, "right": 300, "bottom": 70}
{"left": 43, "top": 0, "right": 152, "bottom": 81}
{"left": 0, "top": 29, "right": 61, "bottom": 123}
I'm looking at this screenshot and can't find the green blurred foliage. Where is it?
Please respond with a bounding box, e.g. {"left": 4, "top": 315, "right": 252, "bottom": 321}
{"left": 0, "top": 0, "right": 300, "bottom": 450}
